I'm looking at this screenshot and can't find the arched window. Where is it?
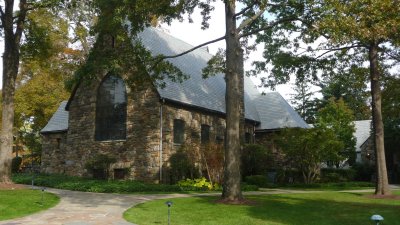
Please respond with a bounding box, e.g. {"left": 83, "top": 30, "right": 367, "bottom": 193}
{"left": 95, "top": 74, "right": 127, "bottom": 141}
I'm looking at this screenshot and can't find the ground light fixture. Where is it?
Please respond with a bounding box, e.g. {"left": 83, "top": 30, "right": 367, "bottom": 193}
{"left": 165, "top": 201, "right": 173, "bottom": 225}
{"left": 41, "top": 188, "right": 46, "bottom": 206}
{"left": 371, "top": 214, "right": 384, "bottom": 225}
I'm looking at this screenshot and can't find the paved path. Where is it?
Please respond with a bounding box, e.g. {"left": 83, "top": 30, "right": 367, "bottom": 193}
{"left": 1, "top": 185, "right": 398, "bottom": 225}
{"left": 0, "top": 188, "right": 197, "bottom": 225}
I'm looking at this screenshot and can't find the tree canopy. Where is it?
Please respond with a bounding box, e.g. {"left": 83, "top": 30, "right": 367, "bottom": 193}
{"left": 256, "top": 0, "right": 399, "bottom": 196}
{"left": 315, "top": 98, "right": 356, "bottom": 166}
{"left": 277, "top": 127, "right": 343, "bottom": 184}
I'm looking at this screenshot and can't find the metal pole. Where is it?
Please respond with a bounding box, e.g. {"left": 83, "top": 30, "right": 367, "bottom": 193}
{"left": 167, "top": 206, "right": 170, "bottom": 225}
{"left": 41, "top": 188, "right": 44, "bottom": 205}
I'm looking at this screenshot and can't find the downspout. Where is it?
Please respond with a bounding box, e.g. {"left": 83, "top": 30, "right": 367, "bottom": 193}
{"left": 159, "top": 99, "right": 164, "bottom": 183}
{"left": 253, "top": 122, "right": 256, "bottom": 144}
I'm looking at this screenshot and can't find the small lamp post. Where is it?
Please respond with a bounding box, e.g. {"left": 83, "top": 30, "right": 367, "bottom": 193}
{"left": 371, "top": 214, "right": 384, "bottom": 225}
{"left": 165, "top": 201, "right": 173, "bottom": 225}
{"left": 41, "top": 188, "right": 46, "bottom": 206}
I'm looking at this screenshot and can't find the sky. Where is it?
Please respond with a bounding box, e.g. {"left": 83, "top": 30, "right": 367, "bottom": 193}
{"left": 0, "top": 1, "right": 299, "bottom": 102}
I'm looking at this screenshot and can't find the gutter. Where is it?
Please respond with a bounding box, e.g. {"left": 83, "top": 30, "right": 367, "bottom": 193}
{"left": 159, "top": 98, "right": 165, "bottom": 183}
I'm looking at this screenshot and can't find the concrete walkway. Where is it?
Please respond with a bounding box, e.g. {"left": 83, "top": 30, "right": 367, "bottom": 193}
{"left": 1, "top": 185, "right": 398, "bottom": 225}
{"left": 0, "top": 188, "right": 197, "bottom": 225}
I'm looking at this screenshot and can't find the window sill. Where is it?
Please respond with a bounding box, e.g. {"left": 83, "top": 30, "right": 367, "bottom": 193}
{"left": 95, "top": 139, "right": 126, "bottom": 143}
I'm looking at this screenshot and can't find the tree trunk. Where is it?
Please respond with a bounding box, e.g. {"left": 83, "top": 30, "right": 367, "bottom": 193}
{"left": 0, "top": 0, "right": 24, "bottom": 183}
{"left": 221, "top": 0, "right": 244, "bottom": 201}
{"left": 0, "top": 44, "right": 19, "bottom": 184}
{"left": 369, "top": 43, "right": 391, "bottom": 195}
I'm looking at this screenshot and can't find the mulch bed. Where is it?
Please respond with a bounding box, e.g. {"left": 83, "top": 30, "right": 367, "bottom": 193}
{"left": 0, "top": 183, "right": 26, "bottom": 190}
{"left": 366, "top": 194, "right": 400, "bottom": 200}
{"left": 215, "top": 198, "right": 258, "bottom": 206}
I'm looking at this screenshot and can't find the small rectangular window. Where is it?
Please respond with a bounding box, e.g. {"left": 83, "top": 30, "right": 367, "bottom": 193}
{"left": 114, "top": 168, "right": 127, "bottom": 180}
{"left": 56, "top": 138, "right": 61, "bottom": 149}
{"left": 174, "top": 119, "right": 185, "bottom": 144}
{"left": 201, "top": 125, "right": 210, "bottom": 145}
{"left": 245, "top": 132, "right": 251, "bottom": 144}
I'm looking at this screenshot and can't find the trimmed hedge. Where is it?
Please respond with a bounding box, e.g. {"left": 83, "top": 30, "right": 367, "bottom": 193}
{"left": 245, "top": 175, "right": 270, "bottom": 187}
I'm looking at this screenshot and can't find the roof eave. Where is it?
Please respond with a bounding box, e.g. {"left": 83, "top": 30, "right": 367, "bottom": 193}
{"left": 40, "top": 129, "right": 68, "bottom": 135}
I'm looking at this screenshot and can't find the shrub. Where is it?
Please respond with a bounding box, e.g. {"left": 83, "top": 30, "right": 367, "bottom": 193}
{"left": 169, "top": 145, "right": 199, "bottom": 184}
{"left": 275, "top": 169, "right": 303, "bottom": 184}
{"left": 12, "top": 157, "right": 23, "bottom": 173}
{"left": 12, "top": 173, "right": 259, "bottom": 193}
{"left": 320, "top": 168, "right": 356, "bottom": 182}
{"left": 352, "top": 163, "right": 374, "bottom": 181}
{"left": 177, "top": 177, "right": 219, "bottom": 190}
{"left": 244, "top": 175, "right": 269, "bottom": 187}
{"left": 241, "top": 184, "right": 259, "bottom": 191}
{"left": 241, "top": 144, "right": 271, "bottom": 178}
{"left": 85, "top": 154, "right": 117, "bottom": 180}
{"left": 202, "top": 143, "right": 224, "bottom": 184}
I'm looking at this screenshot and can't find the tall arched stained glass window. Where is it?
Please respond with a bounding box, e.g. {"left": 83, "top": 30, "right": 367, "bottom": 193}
{"left": 95, "top": 74, "right": 127, "bottom": 141}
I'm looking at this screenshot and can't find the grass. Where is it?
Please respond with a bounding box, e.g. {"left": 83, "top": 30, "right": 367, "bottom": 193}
{"left": 124, "top": 191, "right": 400, "bottom": 225}
{"left": 0, "top": 189, "right": 59, "bottom": 221}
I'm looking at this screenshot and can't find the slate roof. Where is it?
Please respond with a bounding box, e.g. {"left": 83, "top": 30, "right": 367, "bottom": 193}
{"left": 42, "top": 28, "right": 308, "bottom": 133}
{"left": 41, "top": 101, "right": 69, "bottom": 133}
{"left": 138, "top": 28, "right": 261, "bottom": 121}
{"left": 138, "top": 28, "right": 307, "bottom": 128}
{"left": 354, "top": 120, "right": 372, "bottom": 152}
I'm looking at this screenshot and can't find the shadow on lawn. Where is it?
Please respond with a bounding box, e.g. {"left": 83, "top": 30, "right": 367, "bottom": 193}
{"left": 245, "top": 193, "right": 400, "bottom": 225}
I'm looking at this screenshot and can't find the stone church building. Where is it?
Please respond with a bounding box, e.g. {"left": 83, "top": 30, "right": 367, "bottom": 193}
{"left": 41, "top": 28, "right": 308, "bottom": 183}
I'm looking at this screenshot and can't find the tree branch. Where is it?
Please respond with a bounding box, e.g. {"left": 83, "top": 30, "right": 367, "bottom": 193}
{"left": 240, "top": 16, "right": 297, "bottom": 38}
{"left": 15, "top": 0, "right": 28, "bottom": 46}
{"left": 237, "top": 7, "right": 266, "bottom": 32}
{"left": 316, "top": 44, "right": 364, "bottom": 59}
{"left": 160, "top": 35, "right": 226, "bottom": 60}
{"left": 234, "top": 1, "right": 259, "bottom": 17}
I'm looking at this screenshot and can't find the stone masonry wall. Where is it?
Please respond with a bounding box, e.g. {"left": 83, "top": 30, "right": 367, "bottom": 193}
{"left": 41, "top": 132, "right": 68, "bottom": 174}
{"left": 41, "top": 74, "right": 258, "bottom": 183}
{"left": 255, "top": 131, "right": 286, "bottom": 170}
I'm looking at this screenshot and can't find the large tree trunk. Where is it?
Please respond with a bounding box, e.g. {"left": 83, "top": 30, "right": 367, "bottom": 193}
{"left": 369, "top": 43, "right": 391, "bottom": 195}
{"left": 221, "top": 0, "right": 244, "bottom": 202}
{"left": 0, "top": 0, "right": 24, "bottom": 183}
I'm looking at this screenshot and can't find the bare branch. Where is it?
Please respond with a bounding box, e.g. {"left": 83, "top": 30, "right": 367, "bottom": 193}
{"left": 237, "top": 7, "right": 266, "bottom": 32}
{"left": 240, "top": 17, "right": 297, "bottom": 38}
{"left": 148, "top": 35, "right": 227, "bottom": 72}
{"left": 15, "top": 0, "right": 28, "bottom": 46}
{"left": 161, "top": 35, "right": 226, "bottom": 60}
{"left": 316, "top": 45, "right": 364, "bottom": 59}
{"left": 234, "top": 1, "right": 259, "bottom": 18}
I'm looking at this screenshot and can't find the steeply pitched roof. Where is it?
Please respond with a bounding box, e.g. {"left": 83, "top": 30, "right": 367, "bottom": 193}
{"left": 41, "top": 101, "right": 69, "bottom": 134}
{"left": 42, "top": 28, "right": 308, "bottom": 133}
{"left": 354, "top": 120, "right": 372, "bottom": 152}
{"left": 139, "top": 28, "right": 307, "bottom": 128}
{"left": 138, "top": 28, "right": 260, "bottom": 122}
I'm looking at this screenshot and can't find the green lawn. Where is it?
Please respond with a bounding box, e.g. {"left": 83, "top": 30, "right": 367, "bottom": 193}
{"left": 0, "top": 189, "right": 59, "bottom": 221}
{"left": 124, "top": 191, "right": 400, "bottom": 225}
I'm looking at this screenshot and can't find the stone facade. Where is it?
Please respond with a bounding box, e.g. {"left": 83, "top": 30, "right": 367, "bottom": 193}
{"left": 360, "top": 136, "right": 375, "bottom": 165}
{"left": 41, "top": 73, "right": 258, "bottom": 183}
{"left": 41, "top": 28, "right": 310, "bottom": 183}
{"left": 255, "top": 131, "right": 286, "bottom": 170}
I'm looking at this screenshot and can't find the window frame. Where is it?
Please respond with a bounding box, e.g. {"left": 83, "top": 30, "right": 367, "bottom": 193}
{"left": 94, "top": 74, "right": 127, "bottom": 141}
{"left": 201, "top": 124, "right": 210, "bottom": 145}
{"left": 173, "top": 119, "right": 185, "bottom": 144}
